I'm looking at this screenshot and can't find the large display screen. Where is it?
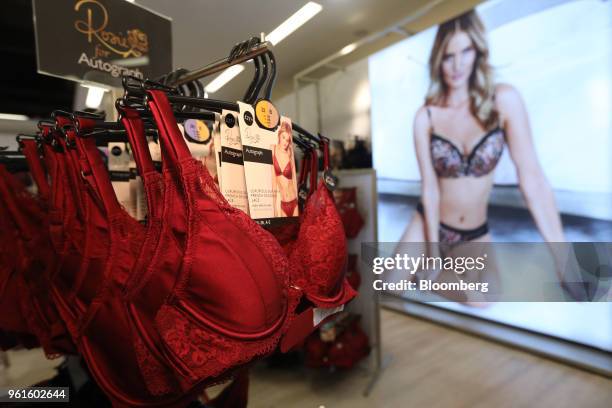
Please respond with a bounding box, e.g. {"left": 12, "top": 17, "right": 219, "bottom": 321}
{"left": 369, "top": 0, "right": 612, "bottom": 352}
{"left": 370, "top": 0, "right": 611, "bottom": 194}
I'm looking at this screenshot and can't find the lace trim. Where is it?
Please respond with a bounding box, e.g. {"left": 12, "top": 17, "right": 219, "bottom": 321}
{"left": 289, "top": 183, "right": 348, "bottom": 302}
{"left": 155, "top": 300, "right": 298, "bottom": 389}
{"left": 132, "top": 331, "right": 176, "bottom": 396}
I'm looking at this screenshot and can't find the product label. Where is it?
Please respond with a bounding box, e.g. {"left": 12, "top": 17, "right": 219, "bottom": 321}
{"left": 220, "top": 110, "right": 249, "bottom": 215}
{"left": 212, "top": 117, "right": 222, "bottom": 186}
{"left": 178, "top": 120, "right": 219, "bottom": 186}
{"left": 135, "top": 172, "right": 147, "bottom": 222}
{"left": 313, "top": 305, "right": 344, "bottom": 327}
{"left": 108, "top": 142, "right": 137, "bottom": 218}
{"left": 254, "top": 99, "right": 280, "bottom": 130}
{"left": 129, "top": 167, "right": 143, "bottom": 221}
{"left": 183, "top": 119, "right": 212, "bottom": 144}
{"left": 238, "top": 103, "right": 299, "bottom": 224}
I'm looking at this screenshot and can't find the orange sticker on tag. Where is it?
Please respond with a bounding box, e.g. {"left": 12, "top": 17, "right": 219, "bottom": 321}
{"left": 254, "top": 99, "right": 280, "bottom": 130}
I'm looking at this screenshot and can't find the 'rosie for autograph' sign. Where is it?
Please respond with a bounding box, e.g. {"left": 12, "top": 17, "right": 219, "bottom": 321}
{"left": 32, "top": 0, "right": 172, "bottom": 86}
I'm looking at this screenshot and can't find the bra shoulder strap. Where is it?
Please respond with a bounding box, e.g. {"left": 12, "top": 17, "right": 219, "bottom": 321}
{"left": 425, "top": 106, "right": 435, "bottom": 134}
{"left": 491, "top": 91, "right": 504, "bottom": 131}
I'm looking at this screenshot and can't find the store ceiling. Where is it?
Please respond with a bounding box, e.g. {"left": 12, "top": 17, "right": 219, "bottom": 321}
{"left": 139, "top": 0, "right": 482, "bottom": 101}
{"left": 0, "top": 0, "right": 481, "bottom": 118}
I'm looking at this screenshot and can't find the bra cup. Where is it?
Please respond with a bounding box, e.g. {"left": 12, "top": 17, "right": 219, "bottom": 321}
{"left": 142, "top": 90, "right": 297, "bottom": 393}
{"left": 431, "top": 130, "right": 505, "bottom": 178}
{"left": 185, "top": 224, "right": 284, "bottom": 331}
{"left": 164, "top": 170, "right": 189, "bottom": 250}
{"left": 469, "top": 132, "right": 504, "bottom": 177}
{"left": 272, "top": 145, "right": 355, "bottom": 308}
{"left": 295, "top": 182, "right": 348, "bottom": 297}
{"left": 431, "top": 138, "right": 463, "bottom": 178}
{"left": 180, "top": 163, "right": 285, "bottom": 332}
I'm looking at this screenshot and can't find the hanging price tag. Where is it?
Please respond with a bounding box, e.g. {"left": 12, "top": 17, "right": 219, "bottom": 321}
{"left": 254, "top": 99, "right": 280, "bottom": 131}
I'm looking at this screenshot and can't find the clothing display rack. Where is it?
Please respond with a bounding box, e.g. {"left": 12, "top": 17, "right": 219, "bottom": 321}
{"left": 0, "top": 34, "right": 365, "bottom": 408}
{"left": 170, "top": 40, "right": 272, "bottom": 87}
{"left": 335, "top": 169, "right": 386, "bottom": 396}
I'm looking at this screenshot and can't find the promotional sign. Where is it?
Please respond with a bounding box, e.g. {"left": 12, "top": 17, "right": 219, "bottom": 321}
{"left": 32, "top": 0, "right": 172, "bottom": 86}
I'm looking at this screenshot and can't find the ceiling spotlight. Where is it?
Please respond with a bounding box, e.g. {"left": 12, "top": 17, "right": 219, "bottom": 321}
{"left": 82, "top": 85, "right": 108, "bottom": 109}
{"left": 266, "top": 2, "right": 323, "bottom": 46}
{"left": 204, "top": 65, "right": 245, "bottom": 93}
{"left": 0, "top": 113, "right": 29, "bottom": 121}
{"left": 340, "top": 43, "right": 358, "bottom": 56}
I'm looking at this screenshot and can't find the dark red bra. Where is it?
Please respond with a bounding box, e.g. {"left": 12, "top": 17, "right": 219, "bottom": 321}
{"left": 273, "top": 149, "right": 293, "bottom": 179}
{"left": 65, "top": 94, "right": 300, "bottom": 406}
{"left": 0, "top": 92, "right": 355, "bottom": 406}
{"left": 0, "top": 167, "right": 39, "bottom": 343}
{"left": 145, "top": 89, "right": 300, "bottom": 392}
{"left": 0, "top": 158, "right": 75, "bottom": 357}
{"left": 17, "top": 139, "right": 76, "bottom": 356}
{"left": 279, "top": 139, "right": 357, "bottom": 351}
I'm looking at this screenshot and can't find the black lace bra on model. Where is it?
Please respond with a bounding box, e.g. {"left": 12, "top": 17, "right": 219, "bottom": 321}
{"left": 427, "top": 107, "right": 505, "bottom": 178}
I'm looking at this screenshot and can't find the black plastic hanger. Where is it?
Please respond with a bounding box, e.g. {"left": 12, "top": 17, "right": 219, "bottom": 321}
{"left": 244, "top": 56, "right": 261, "bottom": 103}
{"left": 263, "top": 51, "right": 277, "bottom": 100}
{"left": 293, "top": 123, "right": 321, "bottom": 145}
{"left": 248, "top": 52, "right": 268, "bottom": 104}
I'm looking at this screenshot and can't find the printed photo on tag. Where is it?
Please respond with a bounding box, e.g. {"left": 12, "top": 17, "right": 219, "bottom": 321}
{"left": 272, "top": 118, "right": 299, "bottom": 218}
{"left": 238, "top": 102, "right": 298, "bottom": 224}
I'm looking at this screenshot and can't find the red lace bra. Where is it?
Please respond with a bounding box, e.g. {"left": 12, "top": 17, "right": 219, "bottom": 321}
{"left": 273, "top": 150, "right": 293, "bottom": 179}
{"left": 270, "top": 140, "right": 357, "bottom": 352}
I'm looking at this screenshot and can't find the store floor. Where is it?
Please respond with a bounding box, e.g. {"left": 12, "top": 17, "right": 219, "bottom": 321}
{"left": 247, "top": 309, "right": 611, "bottom": 407}
{"left": 1, "top": 309, "right": 610, "bottom": 407}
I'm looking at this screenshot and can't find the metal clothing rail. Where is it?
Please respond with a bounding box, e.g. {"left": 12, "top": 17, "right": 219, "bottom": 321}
{"left": 168, "top": 41, "right": 272, "bottom": 87}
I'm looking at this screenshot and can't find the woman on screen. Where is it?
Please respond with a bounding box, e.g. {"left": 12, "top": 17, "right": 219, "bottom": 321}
{"left": 400, "top": 10, "right": 565, "bottom": 245}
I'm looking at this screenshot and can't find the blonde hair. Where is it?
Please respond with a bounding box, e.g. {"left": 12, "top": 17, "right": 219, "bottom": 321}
{"left": 425, "top": 10, "right": 498, "bottom": 130}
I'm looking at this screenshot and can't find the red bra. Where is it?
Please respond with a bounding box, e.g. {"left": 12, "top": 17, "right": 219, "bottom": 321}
{"left": 65, "top": 94, "right": 301, "bottom": 406}
{"left": 144, "top": 89, "right": 301, "bottom": 392}
{"left": 45, "top": 117, "right": 108, "bottom": 339}
{"left": 0, "top": 92, "right": 354, "bottom": 406}
{"left": 58, "top": 116, "right": 188, "bottom": 407}
{"left": 0, "top": 166, "right": 39, "bottom": 344}
{"left": 17, "top": 139, "right": 77, "bottom": 356}
{"left": 39, "top": 124, "right": 89, "bottom": 306}
{"left": 273, "top": 150, "right": 293, "bottom": 179}
{"left": 278, "top": 139, "right": 357, "bottom": 351}
{"left": 0, "top": 157, "right": 76, "bottom": 357}
{"left": 209, "top": 106, "right": 357, "bottom": 354}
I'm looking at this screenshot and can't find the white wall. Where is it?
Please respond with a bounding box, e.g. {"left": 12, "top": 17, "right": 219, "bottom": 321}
{"left": 274, "top": 58, "right": 371, "bottom": 147}
{"left": 274, "top": 82, "right": 319, "bottom": 134}
{"left": 0, "top": 119, "right": 38, "bottom": 149}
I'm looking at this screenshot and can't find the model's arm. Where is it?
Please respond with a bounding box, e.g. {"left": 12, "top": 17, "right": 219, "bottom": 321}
{"left": 498, "top": 84, "right": 565, "bottom": 242}
{"left": 414, "top": 107, "right": 440, "bottom": 242}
